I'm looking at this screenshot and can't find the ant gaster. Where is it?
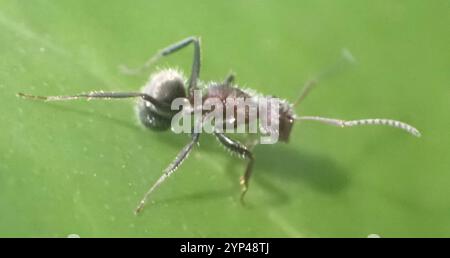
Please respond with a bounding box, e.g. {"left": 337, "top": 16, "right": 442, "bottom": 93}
{"left": 18, "top": 36, "right": 421, "bottom": 214}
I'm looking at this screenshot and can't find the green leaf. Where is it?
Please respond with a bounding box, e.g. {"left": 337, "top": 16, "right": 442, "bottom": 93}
{"left": 0, "top": 0, "right": 448, "bottom": 237}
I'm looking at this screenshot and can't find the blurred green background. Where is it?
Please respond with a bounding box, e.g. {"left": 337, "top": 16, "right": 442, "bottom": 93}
{"left": 0, "top": 0, "right": 448, "bottom": 237}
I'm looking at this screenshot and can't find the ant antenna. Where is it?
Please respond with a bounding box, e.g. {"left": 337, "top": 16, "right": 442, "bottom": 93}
{"left": 295, "top": 116, "right": 421, "bottom": 137}
{"left": 293, "top": 48, "right": 357, "bottom": 107}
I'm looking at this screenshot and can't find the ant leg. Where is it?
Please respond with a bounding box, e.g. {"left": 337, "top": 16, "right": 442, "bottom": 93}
{"left": 214, "top": 132, "right": 254, "bottom": 204}
{"left": 17, "top": 91, "right": 170, "bottom": 110}
{"left": 135, "top": 132, "right": 200, "bottom": 214}
{"left": 293, "top": 48, "right": 357, "bottom": 107}
{"left": 223, "top": 73, "right": 235, "bottom": 86}
{"left": 120, "top": 36, "right": 201, "bottom": 94}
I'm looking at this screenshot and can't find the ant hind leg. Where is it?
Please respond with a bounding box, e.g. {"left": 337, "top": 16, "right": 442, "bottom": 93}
{"left": 17, "top": 91, "right": 170, "bottom": 110}
{"left": 119, "top": 36, "right": 201, "bottom": 97}
{"left": 135, "top": 132, "right": 200, "bottom": 214}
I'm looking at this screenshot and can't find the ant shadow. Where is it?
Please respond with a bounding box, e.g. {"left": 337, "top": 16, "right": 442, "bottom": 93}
{"left": 25, "top": 101, "right": 195, "bottom": 145}
{"left": 251, "top": 144, "right": 349, "bottom": 206}
{"left": 142, "top": 187, "right": 236, "bottom": 211}
{"left": 29, "top": 101, "right": 142, "bottom": 132}
{"left": 30, "top": 102, "right": 350, "bottom": 208}
{"left": 217, "top": 142, "right": 350, "bottom": 208}
{"left": 154, "top": 134, "right": 350, "bottom": 208}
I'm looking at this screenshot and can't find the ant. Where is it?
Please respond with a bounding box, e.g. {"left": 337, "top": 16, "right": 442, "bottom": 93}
{"left": 18, "top": 36, "right": 421, "bottom": 214}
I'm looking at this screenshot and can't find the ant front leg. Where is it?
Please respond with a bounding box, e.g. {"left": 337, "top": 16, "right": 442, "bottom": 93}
{"left": 120, "top": 36, "right": 201, "bottom": 96}
{"left": 293, "top": 48, "right": 356, "bottom": 107}
{"left": 214, "top": 132, "right": 254, "bottom": 204}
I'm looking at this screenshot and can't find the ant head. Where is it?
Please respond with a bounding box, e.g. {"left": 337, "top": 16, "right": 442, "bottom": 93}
{"left": 137, "top": 69, "right": 187, "bottom": 131}
{"left": 278, "top": 101, "right": 295, "bottom": 143}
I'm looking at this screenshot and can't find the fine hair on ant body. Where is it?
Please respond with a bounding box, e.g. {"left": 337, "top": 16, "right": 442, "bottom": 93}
{"left": 18, "top": 36, "right": 421, "bottom": 214}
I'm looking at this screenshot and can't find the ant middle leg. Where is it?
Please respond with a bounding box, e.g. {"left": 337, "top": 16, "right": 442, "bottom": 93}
{"left": 214, "top": 132, "right": 254, "bottom": 204}
{"left": 120, "top": 36, "right": 201, "bottom": 96}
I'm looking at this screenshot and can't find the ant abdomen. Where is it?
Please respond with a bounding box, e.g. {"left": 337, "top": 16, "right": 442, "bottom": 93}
{"left": 137, "top": 69, "right": 187, "bottom": 131}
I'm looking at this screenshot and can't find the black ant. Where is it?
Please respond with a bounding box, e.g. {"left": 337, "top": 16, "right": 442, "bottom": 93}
{"left": 18, "top": 36, "right": 420, "bottom": 214}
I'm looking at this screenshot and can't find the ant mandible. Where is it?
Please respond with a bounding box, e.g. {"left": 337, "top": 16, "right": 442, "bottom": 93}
{"left": 18, "top": 36, "right": 421, "bottom": 214}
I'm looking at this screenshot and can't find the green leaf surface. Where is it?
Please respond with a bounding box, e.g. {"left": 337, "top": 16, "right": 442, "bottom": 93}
{"left": 0, "top": 0, "right": 449, "bottom": 237}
